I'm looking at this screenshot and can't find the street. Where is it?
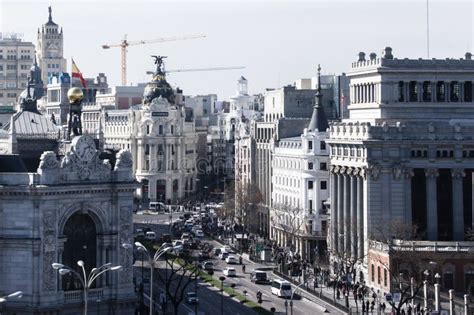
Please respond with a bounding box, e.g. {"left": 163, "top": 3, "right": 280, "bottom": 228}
{"left": 133, "top": 211, "right": 342, "bottom": 315}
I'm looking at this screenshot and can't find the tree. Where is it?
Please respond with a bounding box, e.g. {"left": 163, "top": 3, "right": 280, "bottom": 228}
{"left": 369, "top": 220, "right": 445, "bottom": 315}
{"left": 235, "top": 182, "right": 262, "bottom": 233}
{"left": 154, "top": 251, "right": 200, "bottom": 315}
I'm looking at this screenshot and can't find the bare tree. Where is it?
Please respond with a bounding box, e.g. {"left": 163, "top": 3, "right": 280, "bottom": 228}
{"left": 271, "top": 202, "right": 306, "bottom": 250}
{"left": 154, "top": 252, "right": 199, "bottom": 315}
{"left": 235, "top": 182, "right": 262, "bottom": 233}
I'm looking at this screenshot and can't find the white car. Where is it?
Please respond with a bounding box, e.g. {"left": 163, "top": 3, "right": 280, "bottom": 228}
{"left": 225, "top": 255, "right": 238, "bottom": 264}
{"left": 194, "top": 230, "right": 204, "bottom": 238}
{"left": 222, "top": 245, "right": 233, "bottom": 253}
{"left": 223, "top": 267, "right": 237, "bottom": 277}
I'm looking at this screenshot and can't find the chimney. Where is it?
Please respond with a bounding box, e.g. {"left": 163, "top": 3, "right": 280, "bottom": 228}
{"left": 358, "top": 52, "right": 366, "bottom": 62}
{"left": 369, "top": 53, "right": 377, "bottom": 60}
{"left": 382, "top": 47, "right": 393, "bottom": 60}
{"left": 465, "top": 52, "right": 472, "bottom": 60}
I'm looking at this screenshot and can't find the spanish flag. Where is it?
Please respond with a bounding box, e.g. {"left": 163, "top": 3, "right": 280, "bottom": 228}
{"left": 71, "top": 58, "right": 87, "bottom": 88}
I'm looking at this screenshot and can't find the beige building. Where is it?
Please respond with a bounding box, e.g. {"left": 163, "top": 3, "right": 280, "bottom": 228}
{"left": 36, "top": 7, "right": 67, "bottom": 85}
{"left": 0, "top": 34, "right": 35, "bottom": 106}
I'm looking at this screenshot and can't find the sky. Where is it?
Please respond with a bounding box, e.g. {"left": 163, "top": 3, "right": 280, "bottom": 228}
{"left": 1, "top": 0, "right": 473, "bottom": 100}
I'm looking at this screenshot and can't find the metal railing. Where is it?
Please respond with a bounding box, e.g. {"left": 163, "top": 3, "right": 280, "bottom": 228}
{"left": 64, "top": 288, "right": 104, "bottom": 303}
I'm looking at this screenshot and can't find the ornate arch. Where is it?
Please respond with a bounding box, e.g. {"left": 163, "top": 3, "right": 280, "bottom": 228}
{"left": 59, "top": 202, "right": 106, "bottom": 236}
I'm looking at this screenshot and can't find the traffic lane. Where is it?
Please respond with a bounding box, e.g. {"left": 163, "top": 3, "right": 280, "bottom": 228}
{"left": 178, "top": 281, "right": 258, "bottom": 315}
{"left": 206, "top": 242, "right": 331, "bottom": 314}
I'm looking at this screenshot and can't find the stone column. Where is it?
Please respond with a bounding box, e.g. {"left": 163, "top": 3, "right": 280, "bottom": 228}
{"left": 356, "top": 170, "right": 364, "bottom": 259}
{"left": 344, "top": 169, "right": 351, "bottom": 254}
{"left": 330, "top": 168, "right": 338, "bottom": 251}
{"left": 337, "top": 170, "right": 344, "bottom": 253}
{"left": 425, "top": 168, "right": 439, "bottom": 240}
{"left": 452, "top": 169, "right": 465, "bottom": 241}
{"left": 404, "top": 168, "right": 414, "bottom": 226}
{"left": 350, "top": 170, "right": 357, "bottom": 259}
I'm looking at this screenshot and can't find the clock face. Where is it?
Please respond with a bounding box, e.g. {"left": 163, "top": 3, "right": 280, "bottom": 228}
{"left": 73, "top": 136, "right": 96, "bottom": 162}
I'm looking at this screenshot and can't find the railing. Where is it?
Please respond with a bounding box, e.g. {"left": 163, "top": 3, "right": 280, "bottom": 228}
{"left": 369, "top": 239, "right": 474, "bottom": 253}
{"left": 64, "top": 288, "right": 104, "bottom": 303}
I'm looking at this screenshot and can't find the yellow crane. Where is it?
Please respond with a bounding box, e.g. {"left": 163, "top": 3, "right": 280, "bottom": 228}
{"left": 102, "top": 34, "right": 206, "bottom": 86}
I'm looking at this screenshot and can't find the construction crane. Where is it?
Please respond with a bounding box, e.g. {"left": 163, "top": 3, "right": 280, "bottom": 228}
{"left": 102, "top": 34, "right": 206, "bottom": 86}
{"left": 145, "top": 66, "right": 246, "bottom": 76}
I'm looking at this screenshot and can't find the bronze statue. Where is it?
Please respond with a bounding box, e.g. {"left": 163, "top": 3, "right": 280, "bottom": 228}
{"left": 151, "top": 55, "right": 167, "bottom": 75}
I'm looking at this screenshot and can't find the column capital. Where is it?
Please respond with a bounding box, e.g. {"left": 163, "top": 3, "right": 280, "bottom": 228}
{"left": 340, "top": 166, "right": 347, "bottom": 174}
{"left": 451, "top": 169, "right": 465, "bottom": 179}
{"left": 346, "top": 167, "right": 355, "bottom": 176}
{"left": 365, "top": 162, "right": 381, "bottom": 181}
{"left": 425, "top": 168, "right": 439, "bottom": 178}
{"left": 352, "top": 167, "right": 361, "bottom": 176}
{"left": 392, "top": 163, "right": 403, "bottom": 180}
{"left": 404, "top": 168, "right": 414, "bottom": 179}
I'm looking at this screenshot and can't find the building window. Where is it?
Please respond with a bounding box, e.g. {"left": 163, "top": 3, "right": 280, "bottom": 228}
{"left": 371, "top": 264, "right": 375, "bottom": 282}
{"left": 409, "top": 81, "right": 418, "bottom": 102}
{"left": 464, "top": 81, "right": 473, "bottom": 102}
{"left": 145, "top": 144, "right": 150, "bottom": 155}
{"left": 320, "top": 141, "right": 326, "bottom": 150}
{"left": 171, "top": 125, "right": 174, "bottom": 134}
{"left": 159, "top": 125, "right": 163, "bottom": 135}
{"left": 308, "top": 162, "right": 314, "bottom": 170}
{"left": 309, "top": 200, "right": 313, "bottom": 213}
{"left": 398, "top": 81, "right": 404, "bottom": 102}
{"left": 308, "top": 141, "right": 313, "bottom": 150}
{"left": 146, "top": 125, "right": 150, "bottom": 135}
{"left": 451, "top": 81, "right": 460, "bottom": 102}
{"left": 308, "top": 180, "right": 314, "bottom": 189}
{"left": 383, "top": 269, "right": 388, "bottom": 287}
{"left": 320, "top": 162, "right": 327, "bottom": 170}
{"left": 422, "top": 81, "right": 431, "bottom": 102}
{"left": 437, "top": 81, "right": 445, "bottom": 101}
{"left": 320, "top": 181, "right": 327, "bottom": 190}
{"left": 377, "top": 266, "right": 381, "bottom": 284}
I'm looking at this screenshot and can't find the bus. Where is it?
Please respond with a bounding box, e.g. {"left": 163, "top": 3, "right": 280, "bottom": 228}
{"left": 149, "top": 202, "right": 166, "bottom": 213}
{"left": 271, "top": 279, "right": 292, "bottom": 298}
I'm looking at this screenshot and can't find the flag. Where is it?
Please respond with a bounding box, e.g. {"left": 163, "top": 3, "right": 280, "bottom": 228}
{"left": 71, "top": 58, "right": 87, "bottom": 88}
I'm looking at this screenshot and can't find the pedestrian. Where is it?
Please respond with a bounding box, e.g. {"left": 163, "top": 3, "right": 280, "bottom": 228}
{"left": 242, "top": 264, "right": 246, "bottom": 273}
{"left": 362, "top": 302, "right": 366, "bottom": 313}
{"left": 365, "top": 300, "right": 369, "bottom": 313}
{"left": 239, "top": 256, "right": 243, "bottom": 265}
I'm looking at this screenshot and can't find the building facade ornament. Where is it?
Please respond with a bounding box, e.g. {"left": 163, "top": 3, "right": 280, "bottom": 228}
{"left": 425, "top": 168, "right": 439, "bottom": 178}
{"left": 114, "top": 150, "right": 133, "bottom": 170}
{"left": 366, "top": 163, "right": 381, "bottom": 181}
{"left": 392, "top": 163, "right": 403, "bottom": 180}
{"left": 451, "top": 169, "right": 466, "bottom": 179}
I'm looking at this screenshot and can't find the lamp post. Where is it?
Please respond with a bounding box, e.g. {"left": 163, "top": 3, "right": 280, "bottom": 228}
{"left": 219, "top": 276, "right": 226, "bottom": 315}
{"left": 0, "top": 290, "right": 22, "bottom": 315}
{"left": 449, "top": 289, "right": 454, "bottom": 315}
{"left": 434, "top": 273, "right": 441, "bottom": 312}
{"left": 52, "top": 261, "right": 122, "bottom": 315}
{"left": 134, "top": 242, "right": 181, "bottom": 315}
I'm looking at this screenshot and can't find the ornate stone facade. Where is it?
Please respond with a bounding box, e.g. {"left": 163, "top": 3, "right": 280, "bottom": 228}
{"left": 0, "top": 135, "right": 138, "bottom": 314}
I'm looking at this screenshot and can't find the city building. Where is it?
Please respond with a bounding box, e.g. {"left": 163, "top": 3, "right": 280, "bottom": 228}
{"left": 251, "top": 74, "right": 343, "bottom": 237}
{"left": 270, "top": 67, "right": 330, "bottom": 262}
{"left": 96, "top": 84, "right": 146, "bottom": 110}
{"left": 0, "top": 33, "right": 35, "bottom": 106}
{"left": 36, "top": 6, "right": 67, "bottom": 85}
{"left": 327, "top": 47, "right": 474, "bottom": 294}
{"left": 0, "top": 85, "right": 136, "bottom": 314}
{"left": 103, "top": 57, "right": 198, "bottom": 204}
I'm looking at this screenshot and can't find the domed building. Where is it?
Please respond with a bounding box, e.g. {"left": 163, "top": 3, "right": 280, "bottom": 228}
{"left": 103, "top": 57, "right": 198, "bottom": 204}
{"left": 0, "top": 87, "right": 137, "bottom": 314}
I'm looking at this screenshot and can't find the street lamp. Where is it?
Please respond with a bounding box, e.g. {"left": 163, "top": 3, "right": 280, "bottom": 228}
{"left": 134, "top": 241, "right": 182, "bottom": 315}
{"left": 52, "top": 261, "right": 122, "bottom": 315}
{"left": 219, "top": 276, "right": 226, "bottom": 315}
{"left": 0, "top": 291, "right": 23, "bottom": 303}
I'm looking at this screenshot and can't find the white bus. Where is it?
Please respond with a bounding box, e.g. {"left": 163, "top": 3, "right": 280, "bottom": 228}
{"left": 149, "top": 202, "right": 166, "bottom": 213}
{"left": 271, "top": 279, "right": 292, "bottom": 298}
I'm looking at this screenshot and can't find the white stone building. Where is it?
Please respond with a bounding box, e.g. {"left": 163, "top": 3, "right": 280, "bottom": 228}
{"left": 271, "top": 68, "right": 330, "bottom": 262}
{"left": 103, "top": 59, "right": 198, "bottom": 204}
{"left": 327, "top": 47, "right": 474, "bottom": 293}
{"left": 36, "top": 7, "right": 67, "bottom": 85}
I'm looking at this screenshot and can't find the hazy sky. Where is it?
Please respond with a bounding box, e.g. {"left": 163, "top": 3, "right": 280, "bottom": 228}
{"left": 1, "top": 0, "right": 473, "bottom": 100}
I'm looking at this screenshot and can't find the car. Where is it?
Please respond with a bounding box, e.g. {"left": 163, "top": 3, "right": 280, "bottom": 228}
{"left": 219, "top": 252, "right": 229, "bottom": 260}
{"left": 213, "top": 248, "right": 222, "bottom": 256}
{"left": 201, "top": 261, "right": 213, "bottom": 271}
{"left": 222, "top": 245, "right": 233, "bottom": 253}
{"left": 185, "top": 292, "right": 199, "bottom": 304}
{"left": 225, "top": 255, "right": 238, "bottom": 264}
{"left": 251, "top": 270, "right": 270, "bottom": 284}
{"left": 172, "top": 240, "right": 183, "bottom": 247}
{"left": 194, "top": 229, "right": 204, "bottom": 238}
{"left": 223, "top": 267, "right": 237, "bottom": 277}
{"left": 181, "top": 233, "right": 191, "bottom": 241}
{"left": 135, "top": 228, "right": 145, "bottom": 237}
{"left": 160, "top": 233, "right": 172, "bottom": 243}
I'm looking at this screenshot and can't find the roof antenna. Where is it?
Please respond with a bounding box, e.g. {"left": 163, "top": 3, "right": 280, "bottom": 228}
{"left": 426, "top": 0, "right": 430, "bottom": 58}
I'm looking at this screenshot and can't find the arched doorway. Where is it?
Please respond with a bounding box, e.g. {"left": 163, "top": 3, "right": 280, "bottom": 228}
{"left": 62, "top": 212, "right": 97, "bottom": 291}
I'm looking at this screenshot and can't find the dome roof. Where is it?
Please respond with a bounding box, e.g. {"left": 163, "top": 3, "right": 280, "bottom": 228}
{"left": 143, "top": 74, "right": 175, "bottom": 105}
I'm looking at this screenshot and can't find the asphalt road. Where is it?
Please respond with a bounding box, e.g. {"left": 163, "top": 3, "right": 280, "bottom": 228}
{"left": 132, "top": 211, "right": 341, "bottom": 315}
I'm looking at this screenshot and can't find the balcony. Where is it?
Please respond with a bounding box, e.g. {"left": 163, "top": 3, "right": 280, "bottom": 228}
{"left": 64, "top": 288, "right": 103, "bottom": 303}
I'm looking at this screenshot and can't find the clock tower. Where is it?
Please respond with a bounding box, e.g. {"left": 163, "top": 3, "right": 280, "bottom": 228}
{"left": 37, "top": 6, "right": 67, "bottom": 85}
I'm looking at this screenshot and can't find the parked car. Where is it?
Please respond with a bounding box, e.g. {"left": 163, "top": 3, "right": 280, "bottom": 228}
{"left": 225, "top": 255, "right": 238, "bottom": 264}
{"left": 223, "top": 267, "right": 237, "bottom": 277}
{"left": 200, "top": 261, "right": 213, "bottom": 271}
{"left": 219, "top": 252, "right": 229, "bottom": 260}
{"left": 251, "top": 270, "right": 270, "bottom": 284}
{"left": 185, "top": 292, "right": 199, "bottom": 304}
